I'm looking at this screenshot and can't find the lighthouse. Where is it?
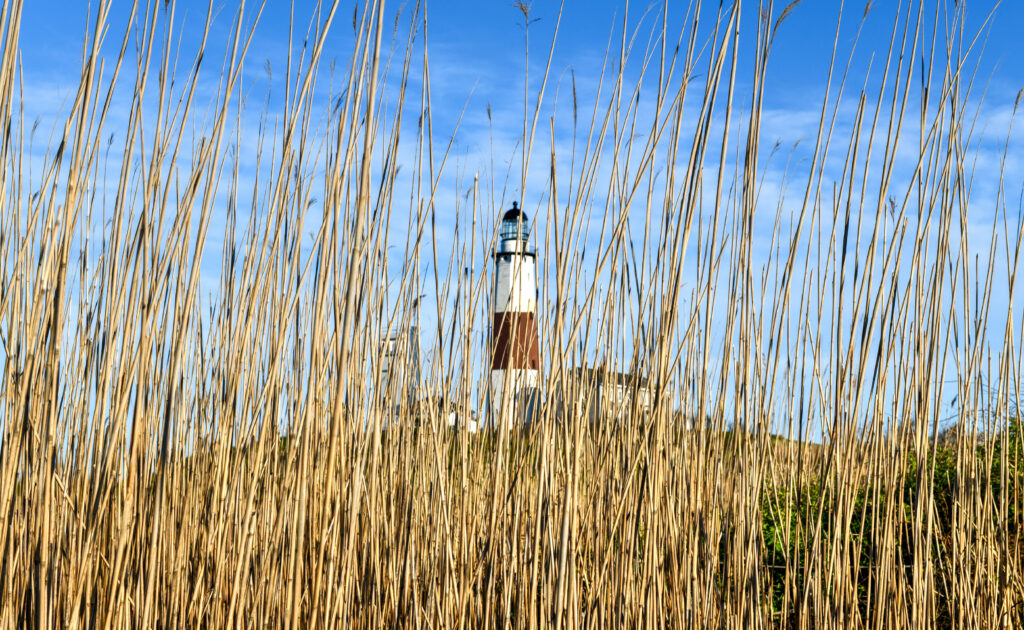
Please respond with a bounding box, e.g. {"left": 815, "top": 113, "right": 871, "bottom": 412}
{"left": 490, "top": 202, "right": 541, "bottom": 428}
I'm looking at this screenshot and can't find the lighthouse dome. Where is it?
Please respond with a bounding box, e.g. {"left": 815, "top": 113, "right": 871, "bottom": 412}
{"left": 500, "top": 202, "right": 530, "bottom": 241}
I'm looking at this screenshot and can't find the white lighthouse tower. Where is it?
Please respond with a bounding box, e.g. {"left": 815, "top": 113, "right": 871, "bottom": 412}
{"left": 490, "top": 202, "right": 541, "bottom": 428}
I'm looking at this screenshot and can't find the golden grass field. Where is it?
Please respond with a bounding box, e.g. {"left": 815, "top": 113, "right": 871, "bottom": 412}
{"left": 1, "top": 0, "right": 1022, "bottom": 627}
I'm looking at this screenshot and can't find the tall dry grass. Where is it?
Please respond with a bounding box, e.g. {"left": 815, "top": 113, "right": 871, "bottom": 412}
{"left": 1, "top": 0, "right": 1022, "bottom": 628}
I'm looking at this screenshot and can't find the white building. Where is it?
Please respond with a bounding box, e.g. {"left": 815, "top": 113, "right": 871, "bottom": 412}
{"left": 563, "top": 366, "right": 653, "bottom": 424}
{"left": 379, "top": 324, "right": 421, "bottom": 413}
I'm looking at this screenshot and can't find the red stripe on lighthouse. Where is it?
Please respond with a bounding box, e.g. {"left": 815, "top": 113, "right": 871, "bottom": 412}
{"left": 491, "top": 312, "right": 540, "bottom": 370}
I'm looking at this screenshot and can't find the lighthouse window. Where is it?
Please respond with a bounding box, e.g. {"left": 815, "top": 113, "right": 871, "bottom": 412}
{"left": 500, "top": 220, "right": 530, "bottom": 241}
{"left": 500, "top": 204, "right": 531, "bottom": 241}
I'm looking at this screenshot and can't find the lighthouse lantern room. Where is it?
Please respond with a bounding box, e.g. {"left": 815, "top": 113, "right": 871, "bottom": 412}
{"left": 490, "top": 202, "right": 540, "bottom": 427}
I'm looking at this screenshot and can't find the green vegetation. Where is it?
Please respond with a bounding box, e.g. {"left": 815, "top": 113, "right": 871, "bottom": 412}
{"left": 760, "top": 419, "right": 1024, "bottom": 627}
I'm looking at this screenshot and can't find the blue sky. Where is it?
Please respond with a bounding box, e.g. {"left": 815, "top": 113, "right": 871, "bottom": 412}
{"left": 12, "top": 1, "right": 1024, "bottom": 429}
{"left": 19, "top": 1, "right": 1024, "bottom": 199}
{"left": 21, "top": 1, "right": 1024, "bottom": 123}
